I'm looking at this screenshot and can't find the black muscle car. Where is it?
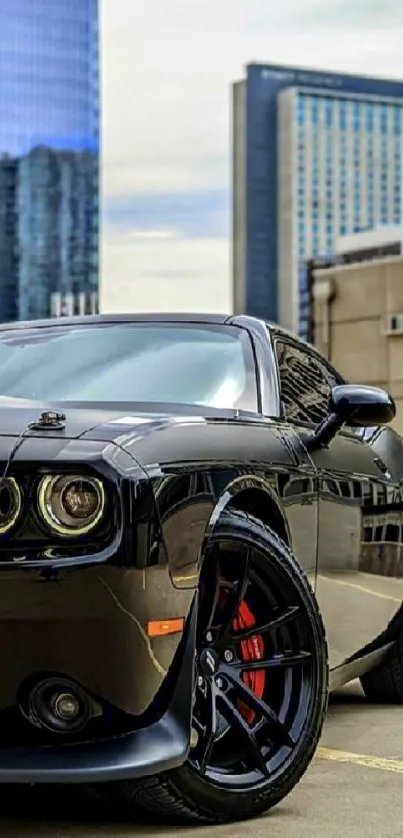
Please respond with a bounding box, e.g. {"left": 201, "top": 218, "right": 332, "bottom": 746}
{"left": 0, "top": 312, "right": 400, "bottom": 825}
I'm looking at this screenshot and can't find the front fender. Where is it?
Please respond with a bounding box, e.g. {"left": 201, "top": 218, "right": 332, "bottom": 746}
{"left": 128, "top": 417, "right": 317, "bottom": 587}
{"left": 150, "top": 467, "right": 294, "bottom": 590}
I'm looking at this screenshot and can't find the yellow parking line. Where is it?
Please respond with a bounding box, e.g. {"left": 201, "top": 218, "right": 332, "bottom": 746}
{"left": 318, "top": 574, "right": 401, "bottom": 603}
{"left": 316, "top": 746, "right": 403, "bottom": 774}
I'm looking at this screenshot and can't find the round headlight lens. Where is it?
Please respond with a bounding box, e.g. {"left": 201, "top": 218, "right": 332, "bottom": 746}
{"left": 0, "top": 477, "right": 22, "bottom": 534}
{"left": 62, "top": 480, "right": 101, "bottom": 520}
{"left": 38, "top": 475, "right": 105, "bottom": 537}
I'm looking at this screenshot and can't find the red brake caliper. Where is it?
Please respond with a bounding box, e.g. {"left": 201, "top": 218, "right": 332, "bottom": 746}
{"left": 233, "top": 600, "right": 265, "bottom": 725}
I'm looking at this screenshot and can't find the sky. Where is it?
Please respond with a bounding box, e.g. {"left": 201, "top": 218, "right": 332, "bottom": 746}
{"left": 100, "top": 0, "right": 403, "bottom": 315}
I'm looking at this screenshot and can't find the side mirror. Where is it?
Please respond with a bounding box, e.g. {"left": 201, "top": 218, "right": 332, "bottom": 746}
{"left": 330, "top": 384, "right": 396, "bottom": 428}
{"left": 308, "top": 384, "right": 396, "bottom": 449}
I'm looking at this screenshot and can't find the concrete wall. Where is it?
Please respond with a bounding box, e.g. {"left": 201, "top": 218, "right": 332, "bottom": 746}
{"left": 313, "top": 255, "right": 403, "bottom": 435}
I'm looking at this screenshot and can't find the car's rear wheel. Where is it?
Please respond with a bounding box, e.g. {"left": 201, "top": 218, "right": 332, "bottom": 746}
{"left": 360, "top": 630, "right": 403, "bottom": 703}
{"left": 98, "top": 509, "right": 328, "bottom": 825}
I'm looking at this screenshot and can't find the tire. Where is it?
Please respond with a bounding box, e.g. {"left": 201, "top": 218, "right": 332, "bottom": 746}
{"left": 97, "top": 510, "right": 329, "bottom": 825}
{"left": 360, "top": 631, "right": 403, "bottom": 703}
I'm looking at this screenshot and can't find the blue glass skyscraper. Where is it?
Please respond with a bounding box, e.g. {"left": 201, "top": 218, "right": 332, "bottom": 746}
{"left": 0, "top": 0, "right": 99, "bottom": 321}
{"left": 232, "top": 64, "right": 403, "bottom": 338}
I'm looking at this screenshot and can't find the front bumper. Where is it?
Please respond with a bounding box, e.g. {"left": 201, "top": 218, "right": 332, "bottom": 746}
{"left": 0, "top": 432, "right": 200, "bottom": 782}
{"left": 0, "top": 594, "right": 197, "bottom": 784}
{"left": 0, "top": 716, "right": 187, "bottom": 784}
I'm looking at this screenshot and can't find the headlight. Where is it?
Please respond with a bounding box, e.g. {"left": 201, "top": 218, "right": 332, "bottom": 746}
{"left": 0, "top": 477, "right": 22, "bottom": 534}
{"left": 37, "top": 475, "right": 106, "bottom": 537}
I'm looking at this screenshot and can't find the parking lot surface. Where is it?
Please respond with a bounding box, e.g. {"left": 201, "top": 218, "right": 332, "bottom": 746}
{"left": 0, "top": 679, "right": 402, "bottom": 838}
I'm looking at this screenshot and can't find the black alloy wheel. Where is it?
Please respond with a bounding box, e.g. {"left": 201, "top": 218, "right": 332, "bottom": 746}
{"left": 99, "top": 509, "right": 328, "bottom": 825}
{"left": 191, "top": 531, "right": 316, "bottom": 785}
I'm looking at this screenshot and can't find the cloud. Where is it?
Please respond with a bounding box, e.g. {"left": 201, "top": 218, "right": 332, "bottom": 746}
{"left": 104, "top": 190, "right": 229, "bottom": 238}
{"left": 101, "top": 0, "right": 403, "bottom": 197}
{"left": 100, "top": 0, "right": 403, "bottom": 312}
{"left": 100, "top": 228, "right": 230, "bottom": 313}
{"left": 121, "top": 228, "right": 180, "bottom": 242}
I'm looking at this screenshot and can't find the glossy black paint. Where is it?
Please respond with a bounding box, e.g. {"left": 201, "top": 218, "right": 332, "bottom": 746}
{"left": 305, "top": 385, "right": 396, "bottom": 450}
{"left": 330, "top": 384, "right": 396, "bottom": 428}
{"left": 0, "top": 312, "right": 401, "bottom": 782}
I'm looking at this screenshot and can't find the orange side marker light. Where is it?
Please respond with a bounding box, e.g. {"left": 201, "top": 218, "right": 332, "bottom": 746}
{"left": 147, "top": 617, "right": 185, "bottom": 638}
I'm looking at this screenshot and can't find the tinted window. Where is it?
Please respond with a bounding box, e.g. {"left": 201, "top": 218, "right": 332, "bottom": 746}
{"left": 0, "top": 322, "right": 257, "bottom": 411}
{"left": 274, "top": 338, "right": 340, "bottom": 425}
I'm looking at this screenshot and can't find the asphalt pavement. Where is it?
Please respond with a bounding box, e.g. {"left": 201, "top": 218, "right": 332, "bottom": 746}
{"left": 1, "top": 679, "right": 402, "bottom": 838}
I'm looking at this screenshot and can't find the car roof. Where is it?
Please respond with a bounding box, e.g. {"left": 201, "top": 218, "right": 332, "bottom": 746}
{"left": 0, "top": 313, "right": 233, "bottom": 331}
{"left": 0, "top": 313, "right": 310, "bottom": 353}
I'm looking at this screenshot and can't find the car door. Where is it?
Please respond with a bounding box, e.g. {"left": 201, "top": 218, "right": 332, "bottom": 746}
{"left": 272, "top": 333, "right": 402, "bottom": 670}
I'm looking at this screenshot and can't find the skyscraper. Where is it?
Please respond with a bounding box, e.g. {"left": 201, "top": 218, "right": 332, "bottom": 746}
{"left": 0, "top": 0, "right": 99, "bottom": 321}
{"left": 232, "top": 63, "right": 403, "bottom": 338}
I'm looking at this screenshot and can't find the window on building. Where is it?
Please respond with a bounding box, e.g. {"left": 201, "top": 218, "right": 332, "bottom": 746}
{"left": 273, "top": 338, "right": 342, "bottom": 426}
{"left": 311, "top": 98, "right": 319, "bottom": 125}
{"left": 353, "top": 102, "right": 360, "bottom": 131}
{"left": 393, "top": 108, "right": 402, "bottom": 137}
{"left": 339, "top": 101, "right": 347, "bottom": 131}
{"left": 325, "top": 99, "right": 333, "bottom": 128}
{"left": 380, "top": 104, "right": 388, "bottom": 134}
{"left": 366, "top": 104, "right": 374, "bottom": 132}
{"left": 297, "top": 97, "right": 306, "bottom": 126}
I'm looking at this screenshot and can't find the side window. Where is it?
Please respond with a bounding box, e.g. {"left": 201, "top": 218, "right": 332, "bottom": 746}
{"left": 274, "top": 338, "right": 341, "bottom": 425}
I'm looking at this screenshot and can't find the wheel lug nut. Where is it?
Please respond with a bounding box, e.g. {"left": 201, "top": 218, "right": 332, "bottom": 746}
{"left": 223, "top": 649, "right": 234, "bottom": 663}
{"left": 215, "top": 676, "right": 224, "bottom": 690}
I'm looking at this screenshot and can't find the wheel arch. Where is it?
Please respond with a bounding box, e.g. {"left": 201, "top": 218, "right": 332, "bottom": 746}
{"left": 154, "top": 471, "right": 292, "bottom": 591}
{"left": 203, "top": 476, "right": 291, "bottom": 552}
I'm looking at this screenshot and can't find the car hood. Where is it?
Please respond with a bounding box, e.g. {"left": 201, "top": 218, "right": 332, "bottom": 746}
{"left": 0, "top": 397, "right": 202, "bottom": 441}
{"left": 0, "top": 398, "right": 276, "bottom": 472}
{"left": 0, "top": 396, "right": 254, "bottom": 442}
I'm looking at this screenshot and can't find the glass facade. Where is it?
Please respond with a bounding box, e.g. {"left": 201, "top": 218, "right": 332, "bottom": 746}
{"left": 295, "top": 92, "right": 403, "bottom": 336}
{"left": 0, "top": 0, "right": 99, "bottom": 321}
{"left": 238, "top": 64, "right": 403, "bottom": 338}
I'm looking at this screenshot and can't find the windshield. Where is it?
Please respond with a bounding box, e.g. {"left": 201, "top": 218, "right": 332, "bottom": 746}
{"left": 0, "top": 322, "right": 258, "bottom": 412}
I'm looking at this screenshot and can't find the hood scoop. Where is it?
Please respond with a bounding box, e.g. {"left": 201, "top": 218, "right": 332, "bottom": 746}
{"left": 28, "top": 410, "right": 67, "bottom": 432}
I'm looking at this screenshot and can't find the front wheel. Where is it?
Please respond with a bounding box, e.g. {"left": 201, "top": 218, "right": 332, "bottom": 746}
{"left": 98, "top": 510, "right": 328, "bottom": 825}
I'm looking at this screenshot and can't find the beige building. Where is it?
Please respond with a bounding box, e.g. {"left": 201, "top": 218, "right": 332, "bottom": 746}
{"left": 313, "top": 253, "right": 403, "bottom": 436}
